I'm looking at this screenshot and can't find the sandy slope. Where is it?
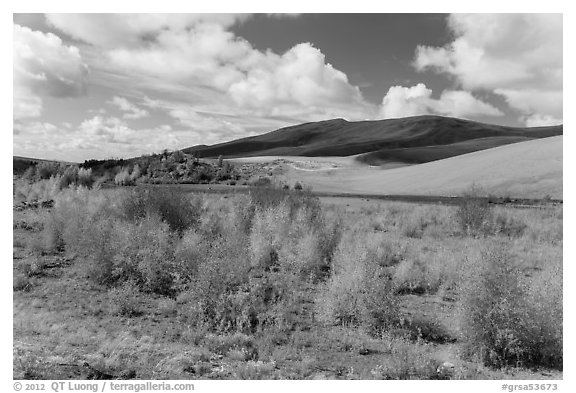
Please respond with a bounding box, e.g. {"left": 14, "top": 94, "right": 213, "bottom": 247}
{"left": 254, "top": 136, "right": 562, "bottom": 199}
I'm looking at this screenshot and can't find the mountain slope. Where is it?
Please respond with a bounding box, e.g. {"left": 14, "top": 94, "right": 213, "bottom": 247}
{"left": 183, "top": 115, "right": 562, "bottom": 165}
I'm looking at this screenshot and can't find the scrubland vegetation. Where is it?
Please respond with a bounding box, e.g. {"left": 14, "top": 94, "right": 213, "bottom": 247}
{"left": 13, "top": 174, "right": 562, "bottom": 379}
{"left": 14, "top": 151, "right": 284, "bottom": 201}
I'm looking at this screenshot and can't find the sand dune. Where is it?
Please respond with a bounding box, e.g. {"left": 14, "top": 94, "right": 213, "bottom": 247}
{"left": 278, "top": 136, "right": 562, "bottom": 199}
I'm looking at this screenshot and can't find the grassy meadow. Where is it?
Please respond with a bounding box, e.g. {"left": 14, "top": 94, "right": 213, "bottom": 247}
{"left": 13, "top": 176, "right": 562, "bottom": 380}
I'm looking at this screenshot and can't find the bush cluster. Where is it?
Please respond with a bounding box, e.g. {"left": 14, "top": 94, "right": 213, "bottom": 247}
{"left": 459, "top": 244, "right": 562, "bottom": 369}
{"left": 28, "top": 180, "right": 561, "bottom": 373}
{"left": 316, "top": 232, "right": 400, "bottom": 335}
{"left": 120, "top": 186, "right": 202, "bottom": 233}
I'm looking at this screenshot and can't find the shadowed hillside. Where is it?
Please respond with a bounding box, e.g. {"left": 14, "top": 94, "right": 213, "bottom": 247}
{"left": 183, "top": 115, "right": 562, "bottom": 165}
{"left": 13, "top": 156, "right": 76, "bottom": 176}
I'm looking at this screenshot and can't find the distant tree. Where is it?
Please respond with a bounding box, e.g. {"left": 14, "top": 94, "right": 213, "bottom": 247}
{"left": 171, "top": 150, "right": 185, "bottom": 163}
{"left": 77, "top": 168, "right": 94, "bottom": 188}
{"left": 114, "top": 168, "right": 132, "bottom": 186}
{"left": 294, "top": 182, "right": 303, "bottom": 190}
{"left": 217, "top": 155, "right": 224, "bottom": 168}
{"left": 130, "top": 164, "right": 141, "bottom": 182}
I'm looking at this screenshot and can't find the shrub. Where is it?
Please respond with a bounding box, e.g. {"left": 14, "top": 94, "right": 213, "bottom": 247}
{"left": 129, "top": 164, "right": 141, "bottom": 183}
{"left": 109, "top": 217, "right": 177, "bottom": 295}
{"left": 108, "top": 281, "right": 142, "bottom": 317}
{"left": 249, "top": 204, "right": 291, "bottom": 271}
{"left": 400, "top": 215, "right": 427, "bottom": 238}
{"left": 47, "top": 188, "right": 115, "bottom": 255}
{"left": 36, "top": 161, "right": 61, "bottom": 180}
{"left": 294, "top": 182, "right": 303, "bottom": 190}
{"left": 114, "top": 168, "right": 132, "bottom": 186}
{"left": 86, "top": 219, "right": 116, "bottom": 285}
{"left": 40, "top": 212, "right": 65, "bottom": 253}
{"left": 57, "top": 166, "right": 79, "bottom": 190}
{"left": 459, "top": 244, "right": 562, "bottom": 369}
{"left": 316, "top": 232, "right": 400, "bottom": 334}
{"left": 191, "top": 166, "right": 214, "bottom": 183}
{"left": 456, "top": 187, "right": 493, "bottom": 236}
{"left": 250, "top": 177, "right": 272, "bottom": 187}
{"left": 77, "top": 167, "right": 94, "bottom": 188}
{"left": 492, "top": 210, "right": 527, "bottom": 237}
{"left": 248, "top": 186, "right": 321, "bottom": 223}
{"left": 276, "top": 207, "right": 341, "bottom": 281}
{"left": 174, "top": 229, "right": 207, "bottom": 281}
{"left": 14, "top": 177, "right": 60, "bottom": 203}
{"left": 120, "top": 186, "right": 201, "bottom": 233}
{"left": 228, "top": 195, "right": 256, "bottom": 235}
{"left": 393, "top": 258, "right": 439, "bottom": 295}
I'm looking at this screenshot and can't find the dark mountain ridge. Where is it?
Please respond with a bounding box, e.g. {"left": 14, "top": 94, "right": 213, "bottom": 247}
{"left": 183, "top": 115, "right": 562, "bottom": 165}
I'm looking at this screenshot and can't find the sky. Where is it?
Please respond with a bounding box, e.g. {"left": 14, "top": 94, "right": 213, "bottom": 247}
{"left": 13, "top": 13, "right": 563, "bottom": 162}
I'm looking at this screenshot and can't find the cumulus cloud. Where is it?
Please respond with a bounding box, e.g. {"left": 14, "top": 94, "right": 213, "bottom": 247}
{"left": 109, "top": 31, "right": 366, "bottom": 119}
{"left": 380, "top": 83, "right": 502, "bottom": 119}
{"left": 228, "top": 43, "right": 364, "bottom": 110}
{"left": 14, "top": 116, "right": 185, "bottom": 161}
{"left": 414, "top": 14, "right": 562, "bottom": 125}
{"left": 524, "top": 114, "right": 563, "bottom": 128}
{"left": 48, "top": 14, "right": 369, "bottom": 121}
{"left": 109, "top": 96, "right": 149, "bottom": 119}
{"left": 13, "top": 24, "right": 88, "bottom": 119}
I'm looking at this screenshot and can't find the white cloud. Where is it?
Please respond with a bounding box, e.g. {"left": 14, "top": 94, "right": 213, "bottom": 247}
{"left": 107, "top": 24, "right": 252, "bottom": 90}
{"left": 13, "top": 24, "right": 88, "bottom": 120}
{"left": 109, "top": 96, "right": 149, "bottom": 119}
{"left": 48, "top": 14, "right": 370, "bottom": 121}
{"left": 414, "top": 14, "right": 562, "bottom": 126}
{"left": 380, "top": 83, "right": 502, "bottom": 119}
{"left": 433, "top": 90, "right": 503, "bottom": 118}
{"left": 524, "top": 114, "right": 563, "bottom": 128}
{"left": 228, "top": 43, "right": 364, "bottom": 112}
{"left": 46, "top": 13, "right": 252, "bottom": 47}
{"left": 13, "top": 88, "right": 43, "bottom": 120}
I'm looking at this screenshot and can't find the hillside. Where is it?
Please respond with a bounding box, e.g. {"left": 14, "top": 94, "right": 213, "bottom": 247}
{"left": 183, "top": 115, "right": 562, "bottom": 165}
{"left": 278, "top": 136, "right": 562, "bottom": 199}
{"left": 13, "top": 156, "right": 76, "bottom": 175}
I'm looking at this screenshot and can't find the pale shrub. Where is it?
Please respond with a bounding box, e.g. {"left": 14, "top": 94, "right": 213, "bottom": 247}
{"left": 455, "top": 188, "right": 493, "bottom": 236}
{"left": 392, "top": 258, "right": 438, "bottom": 294}
{"left": 114, "top": 168, "right": 132, "bottom": 186}
{"left": 316, "top": 232, "right": 399, "bottom": 334}
{"left": 174, "top": 229, "right": 208, "bottom": 281}
{"left": 45, "top": 187, "right": 115, "bottom": 254}
{"left": 459, "top": 243, "right": 562, "bottom": 369}
{"left": 110, "top": 217, "right": 176, "bottom": 295}
{"left": 14, "top": 176, "right": 61, "bottom": 203}
{"left": 77, "top": 167, "right": 94, "bottom": 188}
{"left": 249, "top": 204, "right": 291, "bottom": 271}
